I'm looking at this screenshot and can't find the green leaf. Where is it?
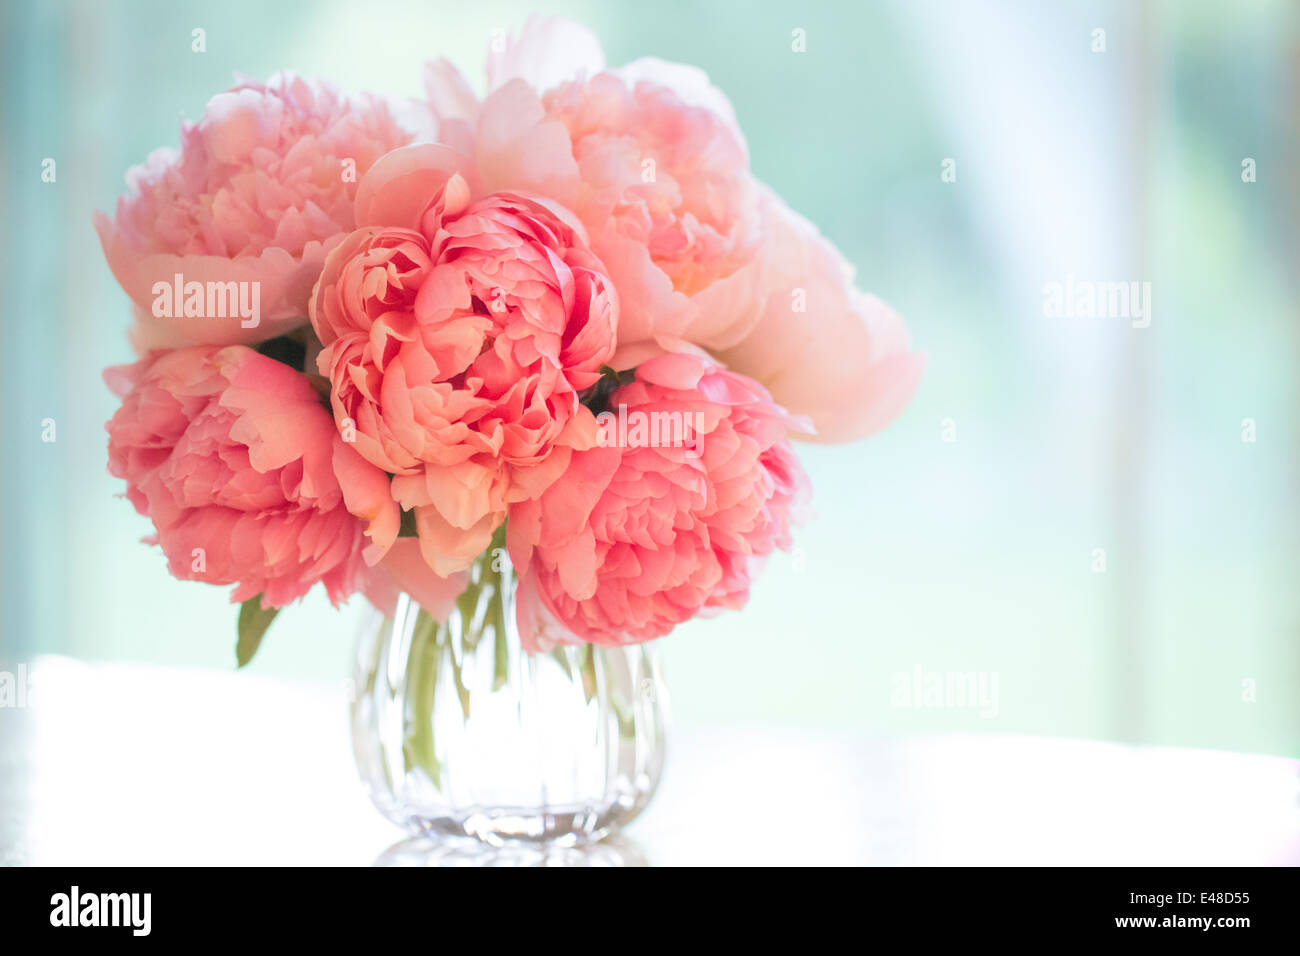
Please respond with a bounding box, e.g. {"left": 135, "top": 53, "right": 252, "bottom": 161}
{"left": 253, "top": 333, "right": 308, "bottom": 372}
{"left": 581, "top": 365, "right": 636, "bottom": 415}
{"left": 236, "top": 595, "right": 280, "bottom": 668}
{"left": 489, "top": 520, "right": 508, "bottom": 554}
{"left": 397, "top": 508, "right": 419, "bottom": 538}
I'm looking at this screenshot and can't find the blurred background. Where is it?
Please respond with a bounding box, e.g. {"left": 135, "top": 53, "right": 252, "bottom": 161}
{"left": 1, "top": 0, "right": 1296, "bottom": 757}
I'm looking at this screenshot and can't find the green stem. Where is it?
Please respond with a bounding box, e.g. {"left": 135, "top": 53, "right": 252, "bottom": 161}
{"left": 398, "top": 523, "right": 608, "bottom": 787}
{"left": 491, "top": 583, "right": 509, "bottom": 691}
{"left": 402, "top": 609, "right": 442, "bottom": 789}
{"left": 580, "top": 643, "right": 598, "bottom": 704}
{"left": 450, "top": 633, "right": 471, "bottom": 722}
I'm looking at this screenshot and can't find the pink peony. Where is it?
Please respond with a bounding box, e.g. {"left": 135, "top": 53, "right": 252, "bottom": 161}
{"left": 310, "top": 146, "right": 618, "bottom": 576}
{"left": 105, "top": 345, "right": 400, "bottom": 608}
{"left": 96, "top": 72, "right": 412, "bottom": 352}
{"left": 506, "top": 350, "right": 810, "bottom": 650}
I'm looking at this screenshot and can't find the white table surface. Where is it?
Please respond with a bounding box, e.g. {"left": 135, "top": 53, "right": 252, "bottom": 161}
{"left": 2, "top": 656, "right": 1297, "bottom": 866}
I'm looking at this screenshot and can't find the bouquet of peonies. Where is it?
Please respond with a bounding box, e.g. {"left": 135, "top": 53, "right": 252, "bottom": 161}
{"left": 99, "top": 17, "right": 923, "bottom": 663}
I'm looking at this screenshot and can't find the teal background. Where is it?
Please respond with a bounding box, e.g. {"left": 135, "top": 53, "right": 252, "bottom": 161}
{"left": 1, "top": 0, "right": 1296, "bottom": 755}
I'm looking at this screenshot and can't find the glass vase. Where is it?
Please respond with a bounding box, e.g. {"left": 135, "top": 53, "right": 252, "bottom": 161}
{"left": 351, "top": 544, "right": 668, "bottom": 847}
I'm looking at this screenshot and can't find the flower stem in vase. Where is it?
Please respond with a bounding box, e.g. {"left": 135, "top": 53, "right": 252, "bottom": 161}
{"left": 402, "top": 609, "right": 441, "bottom": 789}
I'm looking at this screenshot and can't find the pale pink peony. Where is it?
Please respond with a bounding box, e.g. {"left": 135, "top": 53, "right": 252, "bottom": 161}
{"left": 105, "top": 345, "right": 401, "bottom": 608}
{"left": 419, "top": 15, "right": 606, "bottom": 142}
{"left": 507, "top": 350, "right": 810, "bottom": 650}
{"left": 310, "top": 147, "right": 618, "bottom": 576}
{"left": 718, "top": 188, "right": 926, "bottom": 443}
{"left": 467, "top": 66, "right": 762, "bottom": 352}
{"left": 96, "top": 72, "right": 412, "bottom": 352}
{"left": 531, "top": 71, "right": 761, "bottom": 348}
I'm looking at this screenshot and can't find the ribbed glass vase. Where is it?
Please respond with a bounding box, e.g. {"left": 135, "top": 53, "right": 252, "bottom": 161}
{"left": 351, "top": 545, "right": 668, "bottom": 847}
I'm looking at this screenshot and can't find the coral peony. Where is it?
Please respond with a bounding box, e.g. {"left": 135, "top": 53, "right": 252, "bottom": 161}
{"left": 310, "top": 147, "right": 618, "bottom": 576}
{"left": 506, "top": 350, "right": 810, "bottom": 649}
{"left": 105, "top": 345, "right": 400, "bottom": 608}
{"left": 96, "top": 72, "right": 412, "bottom": 352}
